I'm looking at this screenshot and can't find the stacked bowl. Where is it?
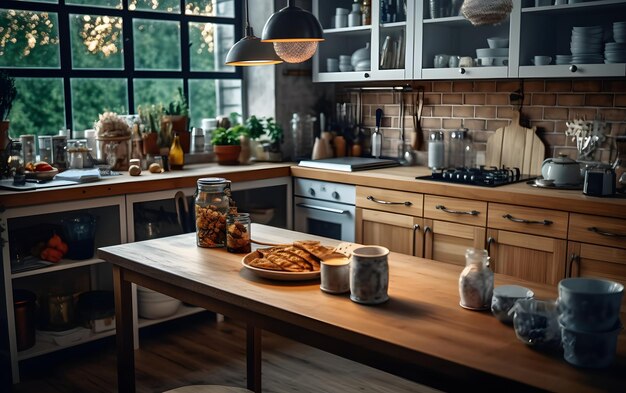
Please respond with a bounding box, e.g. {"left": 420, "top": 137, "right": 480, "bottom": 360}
{"left": 604, "top": 21, "right": 626, "bottom": 63}
{"left": 570, "top": 26, "right": 605, "bottom": 64}
{"left": 137, "top": 286, "right": 182, "bottom": 319}
{"left": 558, "top": 278, "right": 624, "bottom": 368}
{"left": 614, "top": 21, "right": 626, "bottom": 43}
{"left": 475, "top": 37, "right": 509, "bottom": 67}
{"left": 555, "top": 54, "right": 573, "bottom": 65}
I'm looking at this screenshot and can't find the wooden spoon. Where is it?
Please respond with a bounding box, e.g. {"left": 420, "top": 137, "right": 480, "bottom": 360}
{"left": 411, "top": 88, "right": 424, "bottom": 150}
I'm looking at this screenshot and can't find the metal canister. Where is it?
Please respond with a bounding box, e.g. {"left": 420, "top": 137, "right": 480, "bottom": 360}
{"left": 13, "top": 289, "right": 36, "bottom": 351}
{"left": 194, "top": 177, "right": 231, "bottom": 248}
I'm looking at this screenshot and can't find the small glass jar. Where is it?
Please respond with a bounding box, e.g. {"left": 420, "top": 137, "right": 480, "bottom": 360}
{"left": 459, "top": 248, "right": 493, "bottom": 310}
{"left": 448, "top": 128, "right": 466, "bottom": 168}
{"left": 194, "top": 177, "right": 231, "bottom": 248}
{"left": 19, "top": 135, "right": 35, "bottom": 164}
{"left": 38, "top": 135, "right": 53, "bottom": 163}
{"left": 226, "top": 213, "right": 251, "bottom": 253}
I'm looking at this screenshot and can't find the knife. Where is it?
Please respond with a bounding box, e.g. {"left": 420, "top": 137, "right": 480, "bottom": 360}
{"left": 372, "top": 108, "right": 383, "bottom": 158}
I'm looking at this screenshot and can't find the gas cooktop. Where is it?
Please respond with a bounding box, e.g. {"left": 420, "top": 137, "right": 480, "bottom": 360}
{"left": 416, "top": 167, "right": 536, "bottom": 187}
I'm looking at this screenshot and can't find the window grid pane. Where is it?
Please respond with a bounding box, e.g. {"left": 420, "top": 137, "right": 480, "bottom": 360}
{"left": 70, "top": 13, "right": 124, "bottom": 70}
{"left": 71, "top": 78, "right": 128, "bottom": 131}
{"left": 11, "top": 77, "right": 65, "bottom": 136}
{"left": 0, "top": 9, "right": 61, "bottom": 68}
{"left": 133, "top": 18, "right": 181, "bottom": 71}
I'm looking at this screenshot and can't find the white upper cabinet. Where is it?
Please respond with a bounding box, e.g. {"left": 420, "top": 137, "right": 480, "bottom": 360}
{"left": 312, "top": 0, "right": 626, "bottom": 82}
{"left": 313, "top": 0, "right": 415, "bottom": 82}
{"left": 518, "top": 0, "right": 626, "bottom": 78}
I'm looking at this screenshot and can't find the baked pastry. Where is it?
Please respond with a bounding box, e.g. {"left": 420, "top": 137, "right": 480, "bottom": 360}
{"left": 247, "top": 241, "right": 334, "bottom": 272}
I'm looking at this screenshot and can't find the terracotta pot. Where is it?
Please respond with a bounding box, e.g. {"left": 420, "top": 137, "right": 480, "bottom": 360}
{"left": 142, "top": 133, "right": 160, "bottom": 155}
{"left": 162, "top": 116, "right": 190, "bottom": 153}
{"left": 214, "top": 144, "right": 241, "bottom": 165}
{"left": 0, "top": 121, "right": 9, "bottom": 151}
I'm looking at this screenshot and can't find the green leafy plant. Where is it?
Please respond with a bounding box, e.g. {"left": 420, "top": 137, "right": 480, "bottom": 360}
{"left": 245, "top": 115, "right": 265, "bottom": 140}
{"left": 164, "top": 87, "right": 189, "bottom": 117}
{"left": 0, "top": 71, "right": 17, "bottom": 122}
{"left": 263, "top": 117, "right": 283, "bottom": 152}
{"left": 138, "top": 104, "right": 163, "bottom": 134}
{"left": 211, "top": 127, "right": 241, "bottom": 146}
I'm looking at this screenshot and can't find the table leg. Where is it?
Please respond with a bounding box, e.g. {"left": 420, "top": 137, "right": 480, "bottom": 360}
{"left": 246, "top": 324, "right": 262, "bottom": 393}
{"left": 113, "top": 265, "right": 135, "bottom": 392}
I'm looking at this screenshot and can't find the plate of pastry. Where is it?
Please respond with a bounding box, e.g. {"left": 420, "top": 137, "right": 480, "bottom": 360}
{"left": 242, "top": 240, "right": 335, "bottom": 281}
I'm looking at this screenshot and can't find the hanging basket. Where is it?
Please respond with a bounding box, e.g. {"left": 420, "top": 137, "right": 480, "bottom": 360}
{"left": 461, "top": 0, "right": 513, "bottom": 26}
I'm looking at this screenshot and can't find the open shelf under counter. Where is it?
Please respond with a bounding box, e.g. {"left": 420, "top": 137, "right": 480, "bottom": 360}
{"left": 18, "top": 327, "right": 117, "bottom": 361}
{"left": 137, "top": 305, "right": 207, "bottom": 329}
{"left": 11, "top": 257, "right": 108, "bottom": 279}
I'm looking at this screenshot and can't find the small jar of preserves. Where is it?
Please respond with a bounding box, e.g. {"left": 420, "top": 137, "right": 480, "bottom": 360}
{"left": 194, "top": 177, "right": 231, "bottom": 248}
{"left": 226, "top": 213, "right": 251, "bottom": 253}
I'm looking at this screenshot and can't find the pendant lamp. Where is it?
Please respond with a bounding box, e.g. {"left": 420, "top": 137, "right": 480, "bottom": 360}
{"left": 225, "top": 0, "right": 283, "bottom": 66}
{"left": 261, "top": 0, "right": 324, "bottom": 63}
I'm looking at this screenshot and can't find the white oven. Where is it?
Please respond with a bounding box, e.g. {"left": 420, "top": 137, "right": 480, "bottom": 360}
{"left": 293, "top": 178, "right": 356, "bottom": 242}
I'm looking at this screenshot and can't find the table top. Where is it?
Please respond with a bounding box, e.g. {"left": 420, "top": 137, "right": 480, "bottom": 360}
{"left": 98, "top": 224, "right": 626, "bottom": 393}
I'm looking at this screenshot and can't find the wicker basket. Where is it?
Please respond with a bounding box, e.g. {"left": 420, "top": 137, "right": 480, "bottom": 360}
{"left": 461, "top": 0, "right": 513, "bottom": 26}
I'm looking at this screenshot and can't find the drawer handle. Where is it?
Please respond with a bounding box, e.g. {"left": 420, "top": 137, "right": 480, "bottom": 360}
{"left": 367, "top": 195, "right": 412, "bottom": 206}
{"left": 296, "top": 203, "right": 348, "bottom": 215}
{"left": 502, "top": 214, "right": 552, "bottom": 226}
{"left": 567, "top": 253, "right": 580, "bottom": 277}
{"left": 436, "top": 205, "right": 479, "bottom": 216}
{"left": 587, "top": 227, "right": 626, "bottom": 238}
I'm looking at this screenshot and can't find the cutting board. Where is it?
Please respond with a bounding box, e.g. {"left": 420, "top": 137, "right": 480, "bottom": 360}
{"left": 485, "top": 110, "right": 545, "bottom": 176}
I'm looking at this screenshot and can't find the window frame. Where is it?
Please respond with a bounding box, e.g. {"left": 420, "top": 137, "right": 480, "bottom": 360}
{"left": 3, "top": 0, "right": 243, "bottom": 135}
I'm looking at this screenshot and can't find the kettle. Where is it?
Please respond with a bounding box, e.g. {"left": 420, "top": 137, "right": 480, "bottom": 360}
{"left": 541, "top": 154, "right": 583, "bottom": 186}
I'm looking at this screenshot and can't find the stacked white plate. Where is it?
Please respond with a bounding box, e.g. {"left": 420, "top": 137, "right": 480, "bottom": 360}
{"left": 614, "top": 21, "right": 626, "bottom": 44}
{"left": 555, "top": 54, "right": 573, "bottom": 65}
{"left": 604, "top": 42, "right": 626, "bottom": 63}
{"left": 570, "top": 26, "right": 604, "bottom": 64}
{"left": 475, "top": 47, "right": 508, "bottom": 67}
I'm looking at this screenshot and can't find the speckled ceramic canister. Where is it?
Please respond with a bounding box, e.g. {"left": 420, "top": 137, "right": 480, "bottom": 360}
{"left": 350, "top": 246, "right": 389, "bottom": 305}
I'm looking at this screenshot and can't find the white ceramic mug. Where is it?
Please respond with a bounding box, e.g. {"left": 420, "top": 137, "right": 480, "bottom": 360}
{"left": 533, "top": 55, "right": 552, "bottom": 65}
{"left": 320, "top": 257, "right": 350, "bottom": 294}
{"left": 459, "top": 56, "right": 474, "bottom": 67}
{"left": 434, "top": 54, "right": 450, "bottom": 68}
{"left": 350, "top": 246, "right": 389, "bottom": 305}
{"left": 448, "top": 55, "right": 460, "bottom": 68}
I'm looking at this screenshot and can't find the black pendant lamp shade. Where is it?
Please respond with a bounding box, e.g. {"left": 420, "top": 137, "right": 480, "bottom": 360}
{"left": 261, "top": 0, "right": 324, "bottom": 63}
{"left": 225, "top": 0, "right": 282, "bottom": 66}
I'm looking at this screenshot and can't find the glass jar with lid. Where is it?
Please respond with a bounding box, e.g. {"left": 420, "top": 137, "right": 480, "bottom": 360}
{"left": 194, "top": 177, "right": 231, "bottom": 248}
{"left": 459, "top": 248, "right": 493, "bottom": 310}
{"left": 448, "top": 128, "right": 466, "bottom": 169}
{"left": 428, "top": 131, "right": 444, "bottom": 169}
{"left": 226, "top": 213, "right": 251, "bottom": 253}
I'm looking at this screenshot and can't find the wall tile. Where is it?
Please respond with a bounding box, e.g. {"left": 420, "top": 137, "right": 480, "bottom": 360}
{"left": 433, "top": 82, "right": 452, "bottom": 92}
{"left": 362, "top": 94, "right": 378, "bottom": 105}
{"left": 573, "top": 80, "right": 602, "bottom": 92}
{"left": 530, "top": 120, "right": 555, "bottom": 133}
{"left": 486, "top": 120, "right": 509, "bottom": 131}
{"left": 544, "top": 107, "right": 569, "bottom": 120}
{"left": 496, "top": 106, "right": 516, "bottom": 119}
{"left": 452, "top": 106, "right": 474, "bottom": 118}
{"left": 433, "top": 105, "right": 452, "bottom": 117}
{"left": 496, "top": 80, "right": 520, "bottom": 92}
{"left": 603, "top": 80, "right": 626, "bottom": 92}
{"left": 475, "top": 106, "right": 496, "bottom": 118}
{"left": 585, "top": 94, "right": 614, "bottom": 107}
{"left": 442, "top": 93, "right": 463, "bottom": 104}
{"left": 422, "top": 118, "right": 442, "bottom": 129}
{"left": 523, "top": 107, "right": 543, "bottom": 121}
{"left": 615, "top": 94, "right": 626, "bottom": 107}
{"left": 598, "top": 108, "right": 626, "bottom": 121}
{"left": 453, "top": 81, "right": 474, "bottom": 92}
{"left": 532, "top": 93, "right": 557, "bottom": 106}
{"left": 424, "top": 93, "right": 442, "bottom": 105}
{"left": 383, "top": 105, "right": 400, "bottom": 116}
{"left": 474, "top": 81, "right": 497, "bottom": 92}
{"left": 546, "top": 80, "right": 572, "bottom": 92}
{"left": 541, "top": 133, "right": 567, "bottom": 147}
{"left": 463, "top": 119, "right": 486, "bottom": 131}
{"left": 524, "top": 80, "right": 545, "bottom": 92}
{"left": 464, "top": 93, "right": 486, "bottom": 105}
{"left": 485, "top": 94, "right": 508, "bottom": 105}
{"left": 557, "top": 94, "right": 585, "bottom": 106}
{"left": 443, "top": 118, "right": 463, "bottom": 129}
{"left": 378, "top": 93, "right": 394, "bottom": 104}
{"left": 569, "top": 107, "right": 597, "bottom": 120}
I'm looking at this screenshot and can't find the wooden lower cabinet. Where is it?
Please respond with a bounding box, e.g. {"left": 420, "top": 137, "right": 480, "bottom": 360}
{"left": 567, "top": 242, "right": 626, "bottom": 312}
{"left": 487, "top": 229, "right": 567, "bottom": 286}
{"left": 423, "top": 219, "right": 486, "bottom": 266}
{"left": 355, "top": 208, "right": 423, "bottom": 257}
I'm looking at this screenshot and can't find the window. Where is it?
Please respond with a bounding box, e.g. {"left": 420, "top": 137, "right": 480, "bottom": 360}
{"left": 1, "top": 0, "right": 242, "bottom": 138}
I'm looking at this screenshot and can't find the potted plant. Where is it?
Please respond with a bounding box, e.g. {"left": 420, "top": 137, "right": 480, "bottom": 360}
{"left": 138, "top": 104, "right": 166, "bottom": 155}
{"left": 260, "top": 117, "right": 283, "bottom": 162}
{"left": 211, "top": 126, "right": 241, "bottom": 165}
{"left": 163, "top": 87, "right": 190, "bottom": 153}
{"left": 0, "top": 71, "right": 17, "bottom": 150}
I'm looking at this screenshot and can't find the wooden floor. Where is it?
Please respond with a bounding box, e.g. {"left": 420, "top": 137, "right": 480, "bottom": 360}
{"left": 9, "top": 312, "right": 440, "bottom": 393}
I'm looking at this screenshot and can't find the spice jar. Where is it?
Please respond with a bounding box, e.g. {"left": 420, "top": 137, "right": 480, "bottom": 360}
{"left": 194, "top": 177, "right": 231, "bottom": 248}
{"left": 226, "top": 213, "right": 251, "bottom": 253}
{"left": 428, "top": 131, "right": 444, "bottom": 169}
{"left": 448, "top": 128, "right": 466, "bottom": 169}
{"left": 459, "top": 248, "right": 493, "bottom": 310}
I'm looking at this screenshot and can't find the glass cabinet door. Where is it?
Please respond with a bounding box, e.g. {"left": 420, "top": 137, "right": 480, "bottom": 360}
{"left": 417, "top": 0, "right": 513, "bottom": 79}
{"left": 371, "top": 0, "right": 414, "bottom": 80}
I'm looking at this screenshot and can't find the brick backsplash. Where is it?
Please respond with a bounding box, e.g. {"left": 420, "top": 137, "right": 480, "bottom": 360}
{"left": 356, "top": 79, "right": 626, "bottom": 166}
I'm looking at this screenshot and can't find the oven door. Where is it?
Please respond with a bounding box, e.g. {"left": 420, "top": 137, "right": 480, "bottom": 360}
{"left": 294, "top": 196, "right": 355, "bottom": 242}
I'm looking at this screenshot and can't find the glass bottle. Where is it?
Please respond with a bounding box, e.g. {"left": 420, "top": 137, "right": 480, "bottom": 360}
{"left": 8, "top": 141, "right": 25, "bottom": 184}
{"left": 459, "top": 248, "right": 493, "bottom": 310}
{"left": 226, "top": 213, "right": 251, "bottom": 253}
{"left": 194, "top": 177, "right": 231, "bottom": 248}
{"left": 427, "top": 131, "right": 444, "bottom": 169}
{"left": 20, "top": 135, "right": 35, "bottom": 164}
{"left": 38, "top": 135, "right": 53, "bottom": 163}
{"left": 169, "top": 132, "right": 184, "bottom": 170}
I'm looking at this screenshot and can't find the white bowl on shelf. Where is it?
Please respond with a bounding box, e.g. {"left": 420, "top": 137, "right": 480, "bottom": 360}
{"left": 476, "top": 47, "right": 508, "bottom": 57}
{"left": 487, "top": 37, "right": 509, "bottom": 49}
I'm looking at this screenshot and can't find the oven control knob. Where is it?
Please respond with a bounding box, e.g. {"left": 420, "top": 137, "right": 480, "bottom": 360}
{"left": 331, "top": 191, "right": 340, "bottom": 200}
{"left": 308, "top": 188, "right": 316, "bottom": 197}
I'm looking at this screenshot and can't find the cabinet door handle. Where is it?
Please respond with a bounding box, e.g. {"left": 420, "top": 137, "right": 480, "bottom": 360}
{"left": 367, "top": 195, "right": 412, "bottom": 206}
{"left": 502, "top": 214, "right": 552, "bottom": 226}
{"left": 296, "top": 203, "right": 348, "bottom": 215}
{"left": 412, "top": 224, "right": 421, "bottom": 256}
{"left": 364, "top": 72, "right": 370, "bottom": 78}
{"left": 587, "top": 227, "right": 626, "bottom": 238}
{"left": 569, "top": 65, "right": 578, "bottom": 73}
{"left": 568, "top": 253, "right": 580, "bottom": 277}
{"left": 486, "top": 236, "right": 495, "bottom": 255}
{"left": 436, "top": 204, "right": 479, "bottom": 216}
{"left": 459, "top": 67, "right": 466, "bottom": 74}
{"left": 423, "top": 226, "right": 431, "bottom": 234}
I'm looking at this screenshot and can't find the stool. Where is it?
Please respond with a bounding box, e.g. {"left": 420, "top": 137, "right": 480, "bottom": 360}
{"left": 164, "top": 385, "right": 252, "bottom": 393}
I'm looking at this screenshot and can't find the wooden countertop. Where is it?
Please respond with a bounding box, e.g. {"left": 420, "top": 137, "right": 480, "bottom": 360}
{"left": 0, "top": 162, "right": 292, "bottom": 208}
{"left": 290, "top": 165, "right": 626, "bottom": 219}
{"left": 98, "top": 224, "right": 626, "bottom": 393}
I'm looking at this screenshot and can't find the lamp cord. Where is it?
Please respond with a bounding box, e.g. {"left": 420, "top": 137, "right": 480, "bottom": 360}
{"left": 244, "top": 0, "right": 253, "bottom": 36}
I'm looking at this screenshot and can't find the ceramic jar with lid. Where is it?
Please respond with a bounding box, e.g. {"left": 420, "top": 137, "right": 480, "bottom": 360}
{"left": 428, "top": 131, "right": 444, "bottom": 169}
{"left": 348, "top": 2, "right": 361, "bottom": 27}
{"left": 195, "top": 177, "right": 231, "bottom": 248}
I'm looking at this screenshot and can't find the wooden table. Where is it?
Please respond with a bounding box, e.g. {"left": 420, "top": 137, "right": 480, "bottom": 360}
{"left": 98, "top": 224, "right": 626, "bottom": 393}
